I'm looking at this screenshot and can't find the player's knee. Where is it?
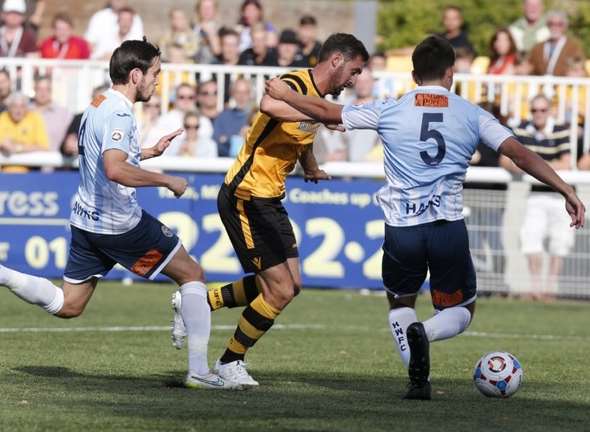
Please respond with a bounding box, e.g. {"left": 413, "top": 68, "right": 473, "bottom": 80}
{"left": 270, "top": 282, "right": 296, "bottom": 308}
{"left": 179, "top": 260, "right": 205, "bottom": 285}
{"left": 55, "top": 302, "right": 84, "bottom": 319}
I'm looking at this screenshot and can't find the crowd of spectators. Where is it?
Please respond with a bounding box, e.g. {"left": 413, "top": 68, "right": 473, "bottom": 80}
{"left": 0, "top": 0, "right": 333, "bottom": 163}
{"left": 0, "top": 0, "right": 589, "bottom": 169}
{"left": 439, "top": 1, "right": 587, "bottom": 78}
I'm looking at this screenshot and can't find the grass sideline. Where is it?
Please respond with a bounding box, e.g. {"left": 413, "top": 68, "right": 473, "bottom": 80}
{"left": 1, "top": 282, "right": 589, "bottom": 432}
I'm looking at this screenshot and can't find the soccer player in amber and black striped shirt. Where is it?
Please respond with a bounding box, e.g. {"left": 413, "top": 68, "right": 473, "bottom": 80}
{"left": 171, "top": 33, "right": 369, "bottom": 387}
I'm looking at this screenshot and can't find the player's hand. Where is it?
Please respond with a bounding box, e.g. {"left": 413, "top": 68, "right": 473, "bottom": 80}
{"left": 304, "top": 169, "right": 331, "bottom": 183}
{"left": 565, "top": 191, "right": 586, "bottom": 229}
{"left": 265, "top": 78, "right": 291, "bottom": 100}
{"left": 325, "top": 124, "right": 345, "bottom": 132}
{"left": 167, "top": 176, "right": 188, "bottom": 198}
{"left": 154, "top": 129, "right": 184, "bottom": 157}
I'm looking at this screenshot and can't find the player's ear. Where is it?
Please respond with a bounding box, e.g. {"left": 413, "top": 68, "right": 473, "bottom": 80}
{"left": 443, "top": 66, "right": 454, "bottom": 87}
{"left": 330, "top": 52, "right": 344, "bottom": 69}
{"left": 130, "top": 68, "right": 142, "bottom": 85}
{"left": 411, "top": 70, "right": 422, "bottom": 86}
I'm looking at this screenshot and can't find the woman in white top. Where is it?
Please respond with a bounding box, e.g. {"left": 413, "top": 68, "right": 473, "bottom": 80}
{"left": 179, "top": 111, "right": 218, "bottom": 158}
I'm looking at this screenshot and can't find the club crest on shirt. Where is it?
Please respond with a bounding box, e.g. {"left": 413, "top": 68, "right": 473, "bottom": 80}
{"left": 111, "top": 129, "right": 124, "bottom": 142}
{"left": 161, "top": 225, "right": 174, "bottom": 237}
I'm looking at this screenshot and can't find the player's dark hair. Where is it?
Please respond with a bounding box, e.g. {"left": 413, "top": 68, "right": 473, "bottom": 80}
{"left": 412, "top": 35, "right": 455, "bottom": 82}
{"left": 318, "top": 33, "right": 369, "bottom": 63}
{"left": 109, "top": 38, "right": 161, "bottom": 85}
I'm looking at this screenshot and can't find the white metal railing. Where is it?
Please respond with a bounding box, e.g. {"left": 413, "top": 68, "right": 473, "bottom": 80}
{"left": 2, "top": 152, "right": 590, "bottom": 186}
{"left": 2, "top": 58, "right": 590, "bottom": 168}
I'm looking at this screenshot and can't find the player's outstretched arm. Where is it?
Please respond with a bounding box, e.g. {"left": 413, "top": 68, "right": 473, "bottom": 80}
{"left": 141, "top": 129, "right": 183, "bottom": 160}
{"left": 499, "top": 137, "right": 586, "bottom": 228}
{"left": 104, "top": 149, "right": 188, "bottom": 198}
{"left": 259, "top": 94, "right": 313, "bottom": 122}
{"left": 265, "top": 78, "right": 343, "bottom": 124}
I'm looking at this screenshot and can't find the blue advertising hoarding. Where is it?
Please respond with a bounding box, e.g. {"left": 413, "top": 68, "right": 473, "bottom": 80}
{"left": 0, "top": 172, "right": 387, "bottom": 289}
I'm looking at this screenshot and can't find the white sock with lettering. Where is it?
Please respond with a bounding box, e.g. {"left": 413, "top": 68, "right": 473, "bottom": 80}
{"left": 388, "top": 307, "right": 418, "bottom": 369}
{"left": 0, "top": 265, "right": 64, "bottom": 314}
{"left": 422, "top": 306, "right": 472, "bottom": 343}
{"left": 180, "top": 281, "right": 211, "bottom": 376}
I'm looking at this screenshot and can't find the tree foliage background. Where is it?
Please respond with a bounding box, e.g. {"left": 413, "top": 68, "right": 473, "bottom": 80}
{"left": 378, "top": 0, "right": 590, "bottom": 57}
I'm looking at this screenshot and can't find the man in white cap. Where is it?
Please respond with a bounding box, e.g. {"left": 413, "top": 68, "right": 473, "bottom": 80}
{"left": 0, "top": 0, "right": 37, "bottom": 57}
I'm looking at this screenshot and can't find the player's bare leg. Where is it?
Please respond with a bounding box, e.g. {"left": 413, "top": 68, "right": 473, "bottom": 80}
{"left": 162, "top": 246, "right": 241, "bottom": 390}
{"left": 0, "top": 264, "right": 98, "bottom": 317}
{"left": 215, "top": 258, "right": 301, "bottom": 387}
{"left": 170, "top": 259, "right": 301, "bottom": 350}
{"left": 56, "top": 279, "right": 98, "bottom": 318}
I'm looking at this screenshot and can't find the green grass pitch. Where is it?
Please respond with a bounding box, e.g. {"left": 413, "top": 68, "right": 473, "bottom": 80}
{"left": 1, "top": 282, "right": 589, "bottom": 432}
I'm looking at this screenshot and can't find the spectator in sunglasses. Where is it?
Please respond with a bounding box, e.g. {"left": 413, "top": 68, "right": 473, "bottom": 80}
{"left": 178, "top": 111, "right": 218, "bottom": 158}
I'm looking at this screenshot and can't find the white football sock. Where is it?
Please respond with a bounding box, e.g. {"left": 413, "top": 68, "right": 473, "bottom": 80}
{"left": 388, "top": 307, "right": 418, "bottom": 369}
{"left": 180, "top": 281, "right": 211, "bottom": 376}
{"left": 422, "top": 306, "right": 471, "bottom": 343}
{"left": 0, "top": 265, "right": 64, "bottom": 314}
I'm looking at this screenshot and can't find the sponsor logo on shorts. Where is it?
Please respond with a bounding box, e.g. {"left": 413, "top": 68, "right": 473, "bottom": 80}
{"left": 131, "top": 249, "right": 163, "bottom": 276}
{"left": 432, "top": 289, "right": 464, "bottom": 308}
{"left": 161, "top": 225, "right": 174, "bottom": 237}
{"left": 111, "top": 129, "right": 124, "bottom": 142}
{"left": 251, "top": 256, "right": 262, "bottom": 270}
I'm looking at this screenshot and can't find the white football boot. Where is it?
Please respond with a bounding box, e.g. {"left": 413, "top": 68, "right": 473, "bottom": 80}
{"left": 185, "top": 372, "right": 243, "bottom": 390}
{"left": 170, "top": 290, "right": 187, "bottom": 350}
{"left": 214, "top": 359, "right": 259, "bottom": 388}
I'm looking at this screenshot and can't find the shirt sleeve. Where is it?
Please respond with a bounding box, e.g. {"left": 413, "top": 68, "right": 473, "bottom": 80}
{"left": 477, "top": 107, "right": 513, "bottom": 151}
{"left": 102, "top": 111, "right": 133, "bottom": 154}
{"left": 341, "top": 100, "right": 385, "bottom": 131}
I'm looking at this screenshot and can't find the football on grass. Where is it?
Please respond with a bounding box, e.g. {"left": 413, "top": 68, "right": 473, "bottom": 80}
{"left": 473, "top": 352, "right": 523, "bottom": 398}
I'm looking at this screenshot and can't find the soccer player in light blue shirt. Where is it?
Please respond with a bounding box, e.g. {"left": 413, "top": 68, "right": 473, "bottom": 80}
{"left": 0, "top": 39, "right": 239, "bottom": 390}
{"left": 265, "top": 35, "right": 585, "bottom": 399}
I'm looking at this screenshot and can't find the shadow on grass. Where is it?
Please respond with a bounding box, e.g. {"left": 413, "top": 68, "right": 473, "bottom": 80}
{"left": 9, "top": 365, "right": 590, "bottom": 432}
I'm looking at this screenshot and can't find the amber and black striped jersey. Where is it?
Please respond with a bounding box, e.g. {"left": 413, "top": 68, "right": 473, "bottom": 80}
{"left": 224, "top": 69, "right": 323, "bottom": 199}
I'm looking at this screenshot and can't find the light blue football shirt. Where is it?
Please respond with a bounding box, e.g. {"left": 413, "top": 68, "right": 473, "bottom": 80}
{"left": 70, "top": 89, "right": 142, "bottom": 234}
{"left": 342, "top": 85, "right": 513, "bottom": 227}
